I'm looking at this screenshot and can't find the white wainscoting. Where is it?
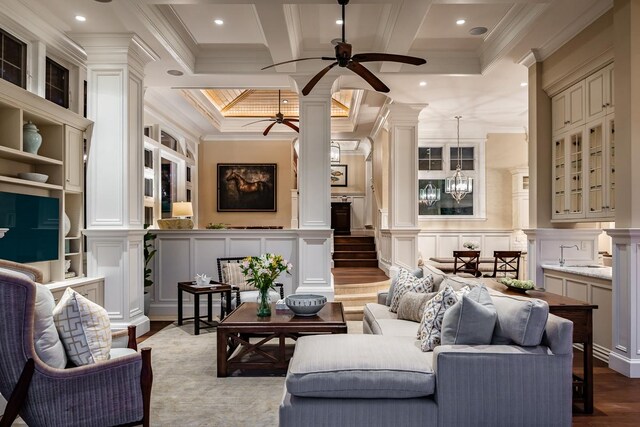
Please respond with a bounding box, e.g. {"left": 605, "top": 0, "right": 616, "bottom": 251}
{"left": 418, "top": 230, "right": 515, "bottom": 260}
{"left": 149, "top": 230, "right": 299, "bottom": 319}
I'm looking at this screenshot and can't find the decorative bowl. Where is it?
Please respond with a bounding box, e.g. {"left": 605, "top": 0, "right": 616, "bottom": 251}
{"left": 498, "top": 278, "right": 535, "bottom": 293}
{"left": 285, "top": 294, "right": 327, "bottom": 317}
{"left": 17, "top": 172, "right": 48, "bottom": 183}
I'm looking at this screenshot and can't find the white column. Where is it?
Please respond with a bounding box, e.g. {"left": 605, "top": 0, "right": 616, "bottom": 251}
{"left": 292, "top": 77, "right": 336, "bottom": 299}
{"left": 387, "top": 103, "right": 425, "bottom": 270}
{"left": 76, "top": 34, "right": 156, "bottom": 335}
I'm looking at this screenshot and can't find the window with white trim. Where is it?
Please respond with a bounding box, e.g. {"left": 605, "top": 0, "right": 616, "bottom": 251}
{"left": 418, "top": 141, "right": 484, "bottom": 218}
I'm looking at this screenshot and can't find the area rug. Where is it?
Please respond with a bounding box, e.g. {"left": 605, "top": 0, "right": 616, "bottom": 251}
{"left": 143, "top": 321, "right": 363, "bottom": 426}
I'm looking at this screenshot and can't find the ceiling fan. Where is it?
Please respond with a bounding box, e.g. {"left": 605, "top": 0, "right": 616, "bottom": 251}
{"left": 261, "top": 0, "right": 426, "bottom": 96}
{"left": 242, "top": 90, "right": 299, "bottom": 136}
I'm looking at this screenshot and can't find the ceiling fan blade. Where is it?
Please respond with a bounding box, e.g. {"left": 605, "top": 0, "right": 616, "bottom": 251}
{"left": 242, "top": 119, "right": 275, "bottom": 127}
{"left": 347, "top": 61, "right": 390, "bottom": 93}
{"left": 351, "top": 53, "right": 426, "bottom": 66}
{"left": 282, "top": 120, "right": 300, "bottom": 133}
{"left": 302, "top": 62, "right": 338, "bottom": 96}
{"left": 261, "top": 57, "right": 332, "bottom": 70}
{"left": 263, "top": 121, "right": 277, "bottom": 136}
{"left": 285, "top": 118, "right": 299, "bottom": 122}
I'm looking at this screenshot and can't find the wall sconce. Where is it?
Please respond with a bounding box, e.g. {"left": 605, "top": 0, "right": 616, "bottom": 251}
{"left": 330, "top": 141, "right": 341, "bottom": 163}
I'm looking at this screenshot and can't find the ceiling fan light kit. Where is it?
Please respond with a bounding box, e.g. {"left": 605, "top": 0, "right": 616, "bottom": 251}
{"left": 262, "top": 0, "right": 426, "bottom": 96}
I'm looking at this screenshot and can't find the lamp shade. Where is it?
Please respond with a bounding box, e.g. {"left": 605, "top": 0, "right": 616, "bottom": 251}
{"left": 172, "top": 202, "right": 193, "bottom": 218}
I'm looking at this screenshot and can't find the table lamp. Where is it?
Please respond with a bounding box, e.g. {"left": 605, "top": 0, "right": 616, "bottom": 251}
{"left": 157, "top": 202, "right": 194, "bottom": 229}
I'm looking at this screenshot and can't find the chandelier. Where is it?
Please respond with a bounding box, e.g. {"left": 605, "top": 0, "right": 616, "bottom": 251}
{"left": 419, "top": 148, "right": 440, "bottom": 206}
{"left": 445, "top": 116, "right": 473, "bottom": 203}
{"left": 330, "top": 141, "right": 341, "bottom": 163}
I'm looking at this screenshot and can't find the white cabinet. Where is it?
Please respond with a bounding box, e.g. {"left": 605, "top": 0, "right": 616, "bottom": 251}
{"left": 586, "top": 116, "right": 615, "bottom": 219}
{"left": 64, "top": 126, "right": 83, "bottom": 193}
{"left": 552, "top": 81, "right": 585, "bottom": 134}
{"left": 49, "top": 277, "right": 105, "bottom": 306}
{"left": 585, "top": 63, "right": 614, "bottom": 122}
{"left": 552, "top": 128, "right": 585, "bottom": 220}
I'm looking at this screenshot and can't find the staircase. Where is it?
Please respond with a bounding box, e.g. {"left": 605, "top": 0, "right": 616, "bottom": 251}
{"left": 334, "top": 280, "right": 390, "bottom": 321}
{"left": 333, "top": 236, "right": 378, "bottom": 268}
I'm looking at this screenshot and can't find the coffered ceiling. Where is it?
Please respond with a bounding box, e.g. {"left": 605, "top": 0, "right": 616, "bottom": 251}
{"left": 5, "top": 0, "right": 613, "bottom": 139}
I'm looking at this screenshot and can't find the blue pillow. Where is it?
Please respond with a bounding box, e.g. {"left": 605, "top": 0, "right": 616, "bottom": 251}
{"left": 386, "top": 267, "right": 423, "bottom": 306}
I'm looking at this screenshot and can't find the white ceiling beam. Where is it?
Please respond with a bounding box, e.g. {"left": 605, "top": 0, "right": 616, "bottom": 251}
{"left": 379, "top": 0, "right": 433, "bottom": 73}
{"left": 253, "top": 3, "right": 298, "bottom": 73}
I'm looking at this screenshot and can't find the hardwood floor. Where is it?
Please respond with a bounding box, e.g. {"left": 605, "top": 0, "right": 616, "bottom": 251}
{"left": 332, "top": 266, "right": 389, "bottom": 285}
{"left": 140, "top": 267, "right": 640, "bottom": 425}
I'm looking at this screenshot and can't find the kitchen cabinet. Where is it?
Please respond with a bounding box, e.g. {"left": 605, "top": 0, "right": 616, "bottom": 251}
{"left": 585, "top": 63, "right": 614, "bottom": 122}
{"left": 552, "top": 80, "right": 585, "bottom": 134}
{"left": 586, "top": 116, "right": 615, "bottom": 219}
{"left": 552, "top": 128, "right": 585, "bottom": 220}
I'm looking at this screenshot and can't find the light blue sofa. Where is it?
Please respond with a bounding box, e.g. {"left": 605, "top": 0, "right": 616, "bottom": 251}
{"left": 279, "top": 272, "right": 573, "bottom": 427}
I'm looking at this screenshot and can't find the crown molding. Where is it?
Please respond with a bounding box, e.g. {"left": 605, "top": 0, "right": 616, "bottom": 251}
{"left": 178, "top": 89, "right": 223, "bottom": 131}
{"left": 517, "top": 49, "right": 542, "bottom": 68}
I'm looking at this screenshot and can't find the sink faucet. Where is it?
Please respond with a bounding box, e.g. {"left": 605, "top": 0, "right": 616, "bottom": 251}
{"left": 559, "top": 245, "right": 580, "bottom": 267}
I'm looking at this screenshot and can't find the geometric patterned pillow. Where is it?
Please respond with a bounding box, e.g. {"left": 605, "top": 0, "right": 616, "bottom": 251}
{"left": 418, "top": 285, "right": 458, "bottom": 351}
{"left": 53, "top": 288, "right": 111, "bottom": 366}
{"left": 222, "top": 263, "right": 253, "bottom": 292}
{"left": 389, "top": 268, "right": 434, "bottom": 313}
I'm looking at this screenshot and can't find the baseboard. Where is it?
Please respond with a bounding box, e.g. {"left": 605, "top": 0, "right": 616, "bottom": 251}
{"left": 608, "top": 352, "right": 640, "bottom": 378}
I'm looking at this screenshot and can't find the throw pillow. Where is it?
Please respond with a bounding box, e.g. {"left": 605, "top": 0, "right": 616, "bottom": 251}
{"left": 33, "top": 284, "right": 68, "bottom": 368}
{"left": 441, "top": 285, "right": 497, "bottom": 345}
{"left": 386, "top": 267, "right": 423, "bottom": 306}
{"left": 491, "top": 295, "right": 549, "bottom": 346}
{"left": 222, "top": 263, "right": 253, "bottom": 292}
{"left": 53, "top": 288, "right": 111, "bottom": 366}
{"left": 443, "top": 276, "right": 479, "bottom": 292}
{"left": 389, "top": 268, "right": 434, "bottom": 313}
{"left": 396, "top": 291, "right": 437, "bottom": 323}
{"left": 418, "top": 285, "right": 458, "bottom": 351}
{"left": 421, "top": 264, "right": 447, "bottom": 290}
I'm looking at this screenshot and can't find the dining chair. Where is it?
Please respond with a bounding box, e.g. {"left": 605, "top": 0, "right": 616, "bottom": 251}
{"left": 485, "top": 251, "right": 522, "bottom": 279}
{"left": 452, "top": 251, "right": 482, "bottom": 278}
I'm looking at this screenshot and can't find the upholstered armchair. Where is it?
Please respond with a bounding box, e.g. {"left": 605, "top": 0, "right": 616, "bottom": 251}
{"left": 0, "top": 268, "right": 152, "bottom": 427}
{"left": 216, "top": 257, "right": 285, "bottom": 308}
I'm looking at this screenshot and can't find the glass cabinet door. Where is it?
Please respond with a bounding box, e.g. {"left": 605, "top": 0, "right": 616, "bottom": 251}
{"left": 587, "top": 121, "right": 604, "bottom": 216}
{"left": 569, "top": 130, "right": 584, "bottom": 215}
{"left": 553, "top": 135, "right": 566, "bottom": 216}
{"left": 607, "top": 118, "right": 615, "bottom": 213}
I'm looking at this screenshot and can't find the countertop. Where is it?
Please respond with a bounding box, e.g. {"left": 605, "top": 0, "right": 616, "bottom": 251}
{"left": 541, "top": 264, "right": 612, "bottom": 280}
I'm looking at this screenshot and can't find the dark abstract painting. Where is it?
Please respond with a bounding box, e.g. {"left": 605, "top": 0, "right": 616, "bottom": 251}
{"left": 217, "top": 164, "right": 277, "bottom": 212}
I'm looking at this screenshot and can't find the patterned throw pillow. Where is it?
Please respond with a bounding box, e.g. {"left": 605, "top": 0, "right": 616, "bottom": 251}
{"left": 418, "top": 285, "right": 458, "bottom": 351}
{"left": 389, "top": 268, "right": 434, "bottom": 313}
{"left": 222, "top": 263, "right": 253, "bottom": 292}
{"left": 53, "top": 288, "right": 111, "bottom": 366}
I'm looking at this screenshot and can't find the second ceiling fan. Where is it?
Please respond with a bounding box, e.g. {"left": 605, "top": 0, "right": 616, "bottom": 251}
{"left": 262, "top": 0, "right": 427, "bottom": 96}
{"left": 243, "top": 90, "right": 299, "bottom": 136}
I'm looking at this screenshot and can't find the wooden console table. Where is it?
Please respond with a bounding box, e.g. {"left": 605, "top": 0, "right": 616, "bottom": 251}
{"left": 484, "top": 279, "right": 597, "bottom": 414}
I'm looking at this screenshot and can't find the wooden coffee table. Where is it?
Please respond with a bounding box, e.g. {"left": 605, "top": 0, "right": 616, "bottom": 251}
{"left": 216, "top": 302, "right": 347, "bottom": 377}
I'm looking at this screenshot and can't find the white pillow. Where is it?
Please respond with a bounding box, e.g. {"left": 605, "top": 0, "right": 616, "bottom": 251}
{"left": 418, "top": 285, "right": 458, "bottom": 351}
{"left": 389, "top": 268, "right": 434, "bottom": 313}
{"left": 53, "top": 288, "right": 111, "bottom": 366}
{"left": 222, "top": 263, "right": 253, "bottom": 292}
{"left": 33, "top": 284, "right": 68, "bottom": 368}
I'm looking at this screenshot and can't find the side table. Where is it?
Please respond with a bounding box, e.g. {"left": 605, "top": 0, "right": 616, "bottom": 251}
{"left": 177, "top": 281, "right": 233, "bottom": 335}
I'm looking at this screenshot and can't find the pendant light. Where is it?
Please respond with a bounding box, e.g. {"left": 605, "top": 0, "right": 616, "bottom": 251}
{"left": 419, "top": 148, "right": 440, "bottom": 206}
{"left": 445, "top": 116, "right": 473, "bottom": 203}
{"left": 330, "top": 141, "right": 341, "bottom": 163}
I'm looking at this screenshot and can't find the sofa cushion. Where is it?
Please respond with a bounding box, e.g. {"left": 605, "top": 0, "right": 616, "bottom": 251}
{"left": 286, "top": 334, "right": 435, "bottom": 398}
{"left": 386, "top": 267, "right": 423, "bottom": 306}
{"left": 397, "top": 291, "right": 437, "bottom": 323}
{"left": 33, "top": 284, "right": 68, "bottom": 368}
{"left": 421, "top": 264, "right": 447, "bottom": 289}
{"left": 375, "top": 319, "right": 420, "bottom": 337}
{"left": 441, "top": 276, "right": 480, "bottom": 292}
{"left": 491, "top": 294, "right": 549, "bottom": 346}
{"left": 418, "top": 285, "right": 458, "bottom": 351}
{"left": 441, "top": 285, "right": 497, "bottom": 345}
{"left": 389, "top": 268, "right": 434, "bottom": 313}
{"left": 53, "top": 288, "right": 112, "bottom": 366}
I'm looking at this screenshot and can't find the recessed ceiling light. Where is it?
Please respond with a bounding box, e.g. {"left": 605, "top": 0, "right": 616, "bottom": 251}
{"left": 214, "top": 19, "right": 224, "bottom": 25}
{"left": 75, "top": 15, "right": 86, "bottom": 22}
{"left": 419, "top": 81, "right": 427, "bottom": 87}
{"left": 94, "top": 0, "right": 112, "bottom": 3}
{"left": 456, "top": 19, "right": 466, "bottom": 25}
{"left": 167, "top": 70, "right": 184, "bottom": 76}
{"left": 469, "top": 27, "right": 488, "bottom": 36}
{"left": 520, "top": 82, "right": 528, "bottom": 87}
{"left": 282, "top": 99, "right": 289, "bottom": 104}
{"left": 336, "top": 19, "right": 344, "bottom": 25}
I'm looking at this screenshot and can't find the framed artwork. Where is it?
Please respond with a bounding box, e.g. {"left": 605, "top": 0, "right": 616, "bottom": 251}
{"left": 330, "top": 164, "right": 348, "bottom": 187}
{"left": 217, "top": 163, "right": 277, "bottom": 212}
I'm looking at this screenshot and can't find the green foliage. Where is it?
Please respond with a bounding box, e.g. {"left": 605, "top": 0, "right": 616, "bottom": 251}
{"left": 144, "top": 224, "right": 157, "bottom": 289}
{"left": 206, "top": 222, "right": 228, "bottom": 229}
{"left": 239, "top": 253, "right": 292, "bottom": 291}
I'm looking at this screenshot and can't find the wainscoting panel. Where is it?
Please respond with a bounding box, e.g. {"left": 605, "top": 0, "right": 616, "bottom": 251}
{"left": 418, "top": 230, "right": 514, "bottom": 260}
{"left": 193, "top": 238, "right": 226, "bottom": 279}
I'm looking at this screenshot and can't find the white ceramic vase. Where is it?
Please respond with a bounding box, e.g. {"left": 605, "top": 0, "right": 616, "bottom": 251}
{"left": 64, "top": 212, "right": 71, "bottom": 237}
